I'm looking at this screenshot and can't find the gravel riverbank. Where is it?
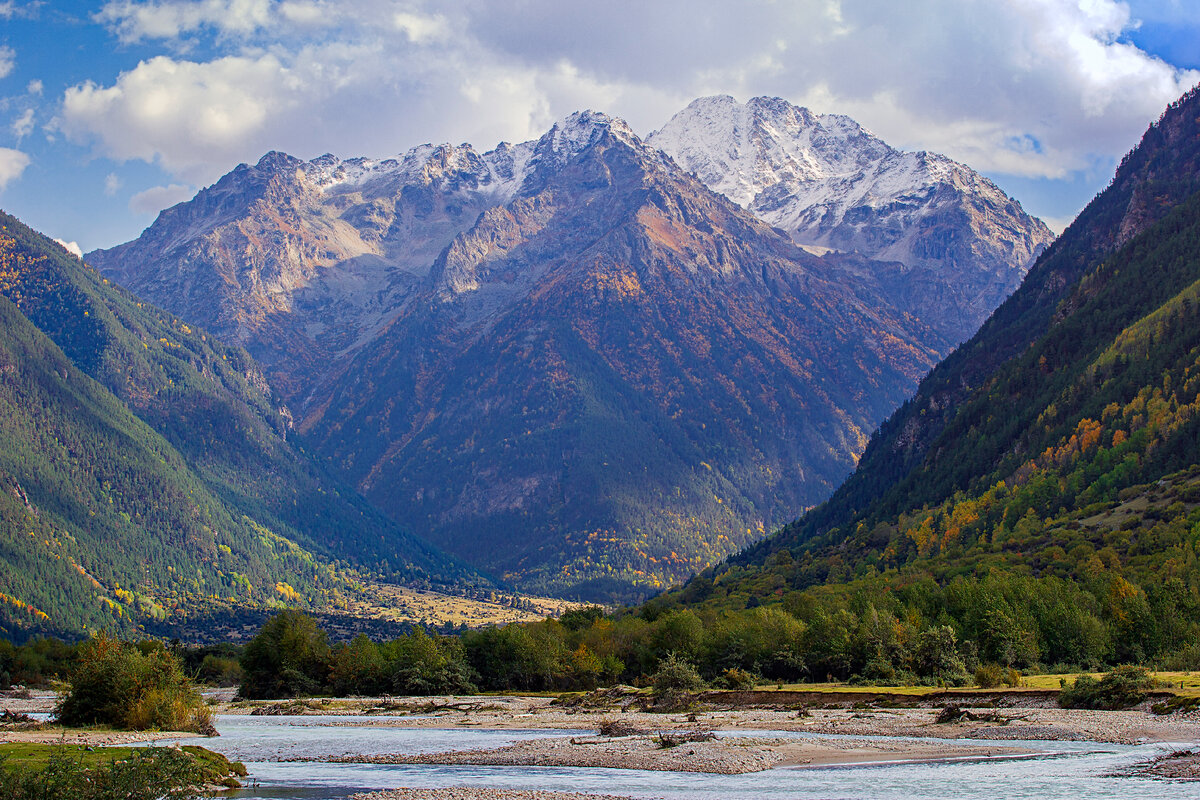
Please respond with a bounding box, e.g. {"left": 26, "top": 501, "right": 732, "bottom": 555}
{"left": 5, "top": 688, "right": 1199, "bottom": 752}
{"left": 318, "top": 731, "right": 1028, "bottom": 774}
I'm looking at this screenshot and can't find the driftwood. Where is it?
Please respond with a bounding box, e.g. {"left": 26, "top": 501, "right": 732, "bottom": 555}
{"left": 934, "top": 704, "right": 1032, "bottom": 725}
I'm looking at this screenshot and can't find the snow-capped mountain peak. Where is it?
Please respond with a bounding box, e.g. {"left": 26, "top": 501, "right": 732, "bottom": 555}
{"left": 649, "top": 95, "right": 1054, "bottom": 344}
{"left": 648, "top": 95, "right": 893, "bottom": 207}
{"left": 545, "top": 110, "right": 637, "bottom": 153}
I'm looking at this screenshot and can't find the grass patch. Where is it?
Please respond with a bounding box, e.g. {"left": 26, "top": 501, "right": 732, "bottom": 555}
{"left": 0, "top": 742, "right": 245, "bottom": 798}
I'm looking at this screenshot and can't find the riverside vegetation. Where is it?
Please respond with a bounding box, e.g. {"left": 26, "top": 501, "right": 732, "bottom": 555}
{"left": 0, "top": 606, "right": 1189, "bottom": 703}
{"left": 0, "top": 634, "right": 243, "bottom": 798}
{"left": 0, "top": 744, "right": 245, "bottom": 800}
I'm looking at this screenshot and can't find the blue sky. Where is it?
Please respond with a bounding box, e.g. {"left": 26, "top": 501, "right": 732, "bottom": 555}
{"left": 1, "top": 0, "right": 1198, "bottom": 253}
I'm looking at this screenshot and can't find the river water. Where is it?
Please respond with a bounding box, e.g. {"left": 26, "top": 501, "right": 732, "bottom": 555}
{"left": 142, "top": 715, "right": 1193, "bottom": 799}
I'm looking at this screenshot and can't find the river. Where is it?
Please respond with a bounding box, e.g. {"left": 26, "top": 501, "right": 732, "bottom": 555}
{"left": 143, "top": 715, "right": 1190, "bottom": 799}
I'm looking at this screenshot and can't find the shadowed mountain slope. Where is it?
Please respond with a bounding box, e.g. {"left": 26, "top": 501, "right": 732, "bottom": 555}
{"left": 0, "top": 211, "right": 477, "bottom": 640}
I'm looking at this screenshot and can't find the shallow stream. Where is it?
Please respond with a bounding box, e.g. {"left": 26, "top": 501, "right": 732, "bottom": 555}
{"left": 143, "top": 715, "right": 1191, "bottom": 799}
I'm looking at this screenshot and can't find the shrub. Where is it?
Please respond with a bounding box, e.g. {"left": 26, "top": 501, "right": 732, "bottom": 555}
{"left": 974, "top": 663, "right": 1003, "bottom": 688}
{"left": 0, "top": 746, "right": 200, "bottom": 800}
{"left": 651, "top": 652, "right": 704, "bottom": 710}
{"left": 1160, "top": 642, "right": 1200, "bottom": 671}
{"left": 56, "top": 635, "right": 212, "bottom": 733}
{"left": 0, "top": 744, "right": 244, "bottom": 800}
{"left": 1059, "top": 665, "right": 1156, "bottom": 709}
{"left": 975, "top": 664, "right": 1021, "bottom": 688}
{"left": 714, "top": 667, "right": 757, "bottom": 690}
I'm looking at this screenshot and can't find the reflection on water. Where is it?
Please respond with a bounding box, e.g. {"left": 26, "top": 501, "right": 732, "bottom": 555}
{"left": 142, "top": 715, "right": 1189, "bottom": 800}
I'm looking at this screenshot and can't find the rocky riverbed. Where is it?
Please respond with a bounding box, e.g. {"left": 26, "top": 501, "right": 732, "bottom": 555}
{"left": 5, "top": 687, "right": 1199, "bottom": 764}
{"left": 315, "top": 730, "right": 1027, "bottom": 774}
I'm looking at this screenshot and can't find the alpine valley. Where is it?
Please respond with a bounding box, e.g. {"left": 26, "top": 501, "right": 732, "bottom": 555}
{"left": 85, "top": 97, "right": 1051, "bottom": 602}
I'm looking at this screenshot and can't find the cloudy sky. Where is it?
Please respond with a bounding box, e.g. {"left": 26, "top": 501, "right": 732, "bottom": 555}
{"left": 1, "top": 0, "right": 1199, "bottom": 252}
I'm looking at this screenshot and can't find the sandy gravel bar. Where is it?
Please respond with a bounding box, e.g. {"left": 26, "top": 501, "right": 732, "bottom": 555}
{"left": 7, "top": 690, "right": 1200, "bottom": 747}
{"left": 352, "top": 791, "right": 635, "bottom": 800}
{"left": 317, "top": 732, "right": 1028, "bottom": 774}
{"left": 786, "top": 705, "right": 1200, "bottom": 745}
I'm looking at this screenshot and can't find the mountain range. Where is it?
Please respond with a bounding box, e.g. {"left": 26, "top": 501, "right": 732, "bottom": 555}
{"left": 85, "top": 97, "right": 1050, "bottom": 601}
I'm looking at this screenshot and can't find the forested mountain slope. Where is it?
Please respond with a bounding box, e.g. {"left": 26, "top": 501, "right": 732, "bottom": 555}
{"left": 663, "top": 88, "right": 1200, "bottom": 670}
{"left": 0, "top": 211, "right": 476, "bottom": 640}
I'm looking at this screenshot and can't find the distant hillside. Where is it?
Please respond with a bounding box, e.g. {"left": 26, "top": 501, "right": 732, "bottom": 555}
{"left": 0, "top": 210, "right": 477, "bottom": 641}
{"left": 661, "top": 88, "right": 1200, "bottom": 670}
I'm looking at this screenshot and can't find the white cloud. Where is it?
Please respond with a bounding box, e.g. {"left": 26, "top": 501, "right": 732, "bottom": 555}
{"left": 26, "top": 79, "right": 42, "bottom": 95}
{"left": 104, "top": 171, "right": 122, "bottom": 195}
{"left": 460, "top": 0, "right": 1199, "bottom": 179}
{"left": 129, "top": 182, "right": 194, "bottom": 214}
{"left": 58, "top": 0, "right": 1200, "bottom": 195}
{"left": 277, "top": 0, "right": 326, "bottom": 26}
{"left": 0, "top": 147, "right": 30, "bottom": 189}
{"left": 60, "top": 54, "right": 296, "bottom": 179}
{"left": 11, "top": 108, "right": 33, "bottom": 139}
{"left": 0, "top": 45, "right": 14, "bottom": 80}
{"left": 97, "top": 0, "right": 272, "bottom": 42}
{"left": 54, "top": 238, "right": 83, "bottom": 258}
{"left": 392, "top": 11, "right": 449, "bottom": 43}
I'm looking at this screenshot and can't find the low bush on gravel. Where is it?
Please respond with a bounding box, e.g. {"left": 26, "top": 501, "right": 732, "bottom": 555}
{"left": 1058, "top": 665, "right": 1157, "bottom": 709}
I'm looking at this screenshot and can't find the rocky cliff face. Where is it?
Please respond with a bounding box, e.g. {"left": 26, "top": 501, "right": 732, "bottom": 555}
{"left": 87, "top": 101, "right": 1049, "bottom": 600}
{"left": 648, "top": 96, "right": 1055, "bottom": 345}
{"left": 91, "top": 142, "right": 533, "bottom": 401}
